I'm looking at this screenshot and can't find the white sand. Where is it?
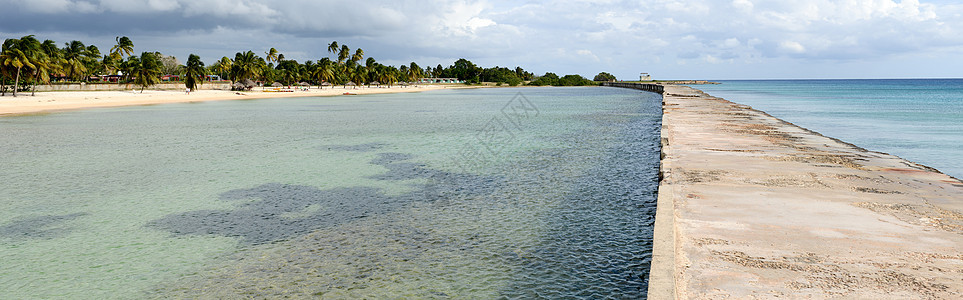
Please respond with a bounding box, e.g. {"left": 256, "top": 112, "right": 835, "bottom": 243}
{"left": 0, "top": 85, "right": 461, "bottom": 116}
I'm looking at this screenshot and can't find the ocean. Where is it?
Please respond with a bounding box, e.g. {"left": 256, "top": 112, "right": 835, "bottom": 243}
{"left": 0, "top": 87, "right": 661, "bottom": 298}
{"left": 697, "top": 79, "right": 963, "bottom": 180}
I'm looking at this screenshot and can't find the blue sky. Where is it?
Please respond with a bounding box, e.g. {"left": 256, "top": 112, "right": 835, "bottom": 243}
{"left": 3, "top": 0, "right": 962, "bottom": 80}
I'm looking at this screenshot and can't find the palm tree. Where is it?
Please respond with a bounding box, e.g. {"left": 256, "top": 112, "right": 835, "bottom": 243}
{"left": 110, "top": 36, "right": 134, "bottom": 60}
{"left": 351, "top": 48, "right": 364, "bottom": 64}
{"left": 374, "top": 65, "right": 398, "bottom": 88}
{"left": 132, "top": 52, "right": 162, "bottom": 93}
{"left": 303, "top": 60, "right": 316, "bottom": 80}
{"left": 265, "top": 48, "right": 278, "bottom": 65}
{"left": 119, "top": 56, "right": 138, "bottom": 88}
{"left": 230, "top": 50, "right": 263, "bottom": 83}
{"left": 36, "top": 40, "right": 64, "bottom": 85}
{"left": 101, "top": 54, "right": 117, "bottom": 76}
{"left": 40, "top": 40, "right": 64, "bottom": 77}
{"left": 213, "top": 56, "right": 232, "bottom": 81}
{"left": 408, "top": 62, "right": 423, "bottom": 83}
{"left": 28, "top": 58, "right": 51, "bottom": 96}
{"left": 1, "top": 36, "right": 40, "bottom": 97}
{"left": 276, "top": 60, "right": 301, "bottom": 86}
{"left": 351, "top": 64, "right": 367, "bottom": 88}
{"left": 63, "top": 56, "right": 87, "bottom": 81}
{"left": 3, "top": 35, "right": 49, "bottom": 96}
{"left": 337, "top": 45, "right": 350, "bottom": 64}
{"left": 26, "top": 42, "right": 52, "bottom": 96}
{"left": 63, "top": 41, "right": 97, "bottom": 81}
{"left": 0, "top": 48, "right": 32, "bottom": 96}
{"left": 371, "top": 65, "right": 386, "bottom": 88}
{"left": 399, "top": 65, "right": 409, "bottom": 85}
{"left": 184, "top": 54, "right": 206, "bottom": 92}
{"left": 327, "top": 41, "right": 339, "bottom": 57}
{"left": 312, "top": 57, "right": 335, "bottom": 89}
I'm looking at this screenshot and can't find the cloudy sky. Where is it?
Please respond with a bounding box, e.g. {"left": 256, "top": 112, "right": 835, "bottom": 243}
{"left": 3, "top": 0, "right": 963, "bottom": 79}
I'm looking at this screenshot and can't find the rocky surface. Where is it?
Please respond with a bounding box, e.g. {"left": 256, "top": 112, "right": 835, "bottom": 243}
{"left": 651, "top": 85, "right": 963, "bottom": 299}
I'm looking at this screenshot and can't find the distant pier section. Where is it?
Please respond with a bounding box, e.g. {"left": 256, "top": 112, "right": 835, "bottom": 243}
{"left": 600, "top": 82, "right": 664, "bottom": 93}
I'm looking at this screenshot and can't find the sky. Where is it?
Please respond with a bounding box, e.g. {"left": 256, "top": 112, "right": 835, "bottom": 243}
{"left": 3, "top": 0, "right": 963, "bottom": 80}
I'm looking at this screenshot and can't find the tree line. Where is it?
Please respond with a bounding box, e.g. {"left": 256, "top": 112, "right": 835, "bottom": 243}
{"left": 2, "top": 35, "right": 610, "bottom": 97}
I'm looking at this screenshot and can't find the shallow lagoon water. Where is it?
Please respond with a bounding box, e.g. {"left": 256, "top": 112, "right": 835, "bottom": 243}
{"left": 0, "top": 87, "right": 661, "bottom": 298}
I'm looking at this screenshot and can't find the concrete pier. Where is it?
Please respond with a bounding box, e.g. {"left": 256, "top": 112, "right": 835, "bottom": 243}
{"left": 599, "top": 82, "right": 664, "bottom": 93}
{"left": 647, "top": 85, "right": 963, "bottom": 298}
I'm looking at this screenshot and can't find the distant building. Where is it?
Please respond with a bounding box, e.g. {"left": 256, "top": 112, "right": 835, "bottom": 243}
{"left": 419, "top": 78, "right": 464, "bottom": 84}
{"left": 160, "top": 74, "right": 222, "bottom": 82}
{"left": 640, "top": 73, "right": 651, "bottom": 81}
{"left": 86, "top": 75, "right": 123, "bottom": 82}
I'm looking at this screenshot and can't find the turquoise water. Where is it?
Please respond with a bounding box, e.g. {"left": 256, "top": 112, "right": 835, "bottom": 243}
{"left": 698, "top": 79, "right": 963, "bottom": 179}
{"left": 0, "top": 87, "right": 661, "bottom": 298}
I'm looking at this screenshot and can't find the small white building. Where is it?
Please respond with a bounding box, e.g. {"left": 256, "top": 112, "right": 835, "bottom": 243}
{"left": 640, "top": 73, "right": 651, "bottom": 81}
{"left": 419, "top": 78, "right": 464, "bottom": 84}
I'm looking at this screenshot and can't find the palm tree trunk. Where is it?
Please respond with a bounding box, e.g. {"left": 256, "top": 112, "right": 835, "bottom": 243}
{"left": 32, "top": 73, "right": 39, "bottom": 96}
{"left": 13, "top": 67, "right": 21, "bottom": 97}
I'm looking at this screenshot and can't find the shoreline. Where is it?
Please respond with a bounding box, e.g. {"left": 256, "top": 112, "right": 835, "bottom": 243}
{"left": 0, "top": 85, "right": 467, "bottom": 116}
{"left": 649, "top": 85, "right": 963, "bottom": 298}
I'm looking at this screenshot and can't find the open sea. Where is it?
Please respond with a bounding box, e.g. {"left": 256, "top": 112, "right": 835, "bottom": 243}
{"left": 0, "top": 87, "right": 662, "bottom": 298}
{"left": 697, "top": 79, "right": 963, "bottom": 180}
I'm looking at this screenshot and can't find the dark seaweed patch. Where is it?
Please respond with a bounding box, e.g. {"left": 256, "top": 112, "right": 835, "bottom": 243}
{"left": 0, "top": 212, "right": 88, "bottom": 241}
{"left": 369, "top": 152, "right": 415, "bottom": 165}
{"left": 149, "top": 184, "right": 407, "bottom": 245}
{"left": 320, "top": 142, "right": 388, "bottom": 152}
{"left": 368, "top": 152, "right": 501, "bottom": 196}
{"left": 149, "top": 152, "right": 502, "bottom": 245}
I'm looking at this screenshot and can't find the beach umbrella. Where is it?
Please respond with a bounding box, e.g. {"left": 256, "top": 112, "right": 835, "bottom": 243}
{"left": 321, "top": 82, "right": 332, "bottom": 86}
{"left": 271, "top": 82, "right": 283, "bottom": 87}
{"left": 299, "top": 82, "right": 309, "bottom": 86}
{"left": 241, "top": 79, "right": 256, "bottom": 88}
{"left": 346, "top": 82, "right": 356, "bottom": 86}
{"left": 370, "top": 81, "right": 380, "bottom": 85}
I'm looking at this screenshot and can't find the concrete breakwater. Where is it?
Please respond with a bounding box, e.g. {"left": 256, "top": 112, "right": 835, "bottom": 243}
{"left": 646, "top": 85, "right": 963, "bottom": 298}
{"left": 599, "top": 82, "right": 664, "bottom": 93}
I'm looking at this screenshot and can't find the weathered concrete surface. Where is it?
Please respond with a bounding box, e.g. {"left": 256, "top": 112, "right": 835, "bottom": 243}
{"left": 651, "top": 85, "right": 963, "bottom": 299}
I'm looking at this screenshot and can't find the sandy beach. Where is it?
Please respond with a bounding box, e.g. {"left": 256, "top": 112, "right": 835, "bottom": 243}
{"left": 649, "top": 85, "right": 963, "bottom": 298}
{"left": 0, "top": 85, "right": 458, "bottom": 116}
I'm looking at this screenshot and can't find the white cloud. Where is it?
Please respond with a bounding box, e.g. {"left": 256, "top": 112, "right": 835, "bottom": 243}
{"left": 4, "top": 0, "right": 963, "bottom": 79}
{"left": 181, "top": 0, "right": 277, "bottom": 21}
{"left": 11, "top": 0, "right": 99, "bottom": 13}
{"left": 779, "top": 41, "right": 806, "bottom": 54}
{"left": 577, "top": 49, "right": 600, "bottom": 62}
{"left": 732, "top": 0, "right": 753, "bottom": 12}
{"left": 97, "top": 0, "right": 180, "bottom": 13}
{"left": 722, "top": 38, "right": 741, "bottom": 48}
{"left": 434, "top": 1, "right": 497, "bottom": 37}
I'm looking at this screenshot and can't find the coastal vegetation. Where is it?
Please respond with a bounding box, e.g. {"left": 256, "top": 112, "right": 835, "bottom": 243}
{"left": 184, "top": 54, "right": 206, "bottom": 92}
{"left": 528, "top": 73, "right": 597, "bottom": 86}
{"left": 1, "top": 34, "right": 609, "bottom": 95}
{"left": 594, "top": 72, "right": 616, "bottom": 82}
